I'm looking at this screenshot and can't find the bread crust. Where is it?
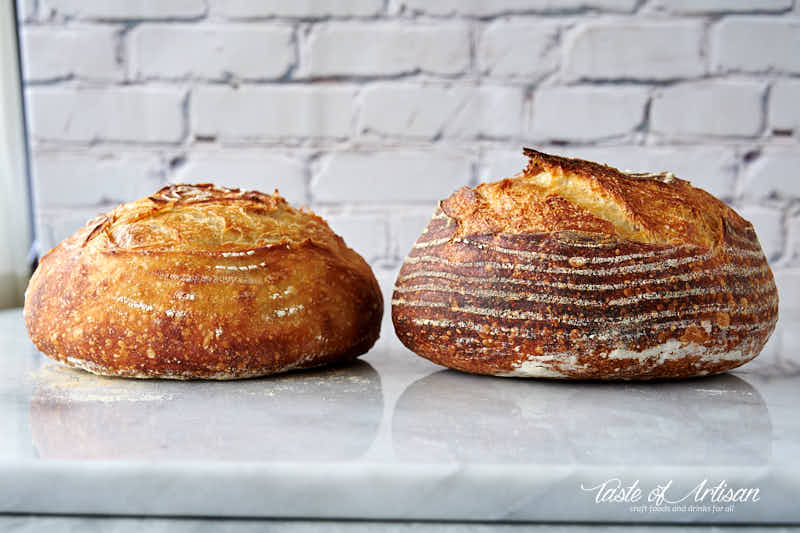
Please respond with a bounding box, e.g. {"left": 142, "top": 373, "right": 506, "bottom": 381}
{"left": 392, "top": 149, "right": 778, "bottom": 380}
{"left": 25, "top": 184, "right": 383, "bottom": 379}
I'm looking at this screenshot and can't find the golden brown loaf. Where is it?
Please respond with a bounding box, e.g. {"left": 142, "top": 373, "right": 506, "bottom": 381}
{"left": 392, "top": 148, "right": 779, "bottom": 380}
{"left": 25, "top": 184, "right": 383, "bottom": 379}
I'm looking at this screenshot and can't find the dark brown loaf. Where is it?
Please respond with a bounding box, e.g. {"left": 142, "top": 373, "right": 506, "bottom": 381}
{"left": 392, "top": 148, "right": 779, "bottom": 379}
{"left": 24, "top": 184, "right": 383, "bottom": 379}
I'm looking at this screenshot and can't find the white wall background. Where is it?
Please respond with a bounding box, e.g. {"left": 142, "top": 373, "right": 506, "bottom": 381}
{"left": 14, "top": 0, "right": 800, "bottom": 321}
{"left": 0, "top": 1, "right": 31, "bottom": 309}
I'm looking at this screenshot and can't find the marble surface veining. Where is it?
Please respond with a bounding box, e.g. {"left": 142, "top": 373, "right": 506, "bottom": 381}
{"left": 1, "top": 302, "right": 799, "bottom": 523}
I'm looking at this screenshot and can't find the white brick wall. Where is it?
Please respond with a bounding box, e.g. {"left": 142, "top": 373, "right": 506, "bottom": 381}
{"left": 28, "top": 88, "right": 186, "bottom": 143}
{"left": 40, "top": 0, "right": 207, "bottom": 20}
{"left": 736, "top": 204, "right": 784, "bottom": 261}
{"left": 360, "top": 85, "right": 524, "bottom": 139}
{"left": 788, "top": 210, "right": 800, "bottom": 264}
{"left": 311, "top": 150, "right": 471, "bottom": 203}
{"left": 32, "top": 151, "right": 165, "bottom": 208}
{"left": 478, "top": 20, "right": 560, "bottom": 80}
{"left": 130, "top": 25, "right": 295, "bottom": 81}
{"left": 649, "top": 0, "right": 793, "bottom": 14}
{"left": 742, "top": 149, "right": 800, "bottom": 200}
{"left": 21, "top": 26, "right": 121, "bottom": 82}
{"left": 15, "top": 0, "right": 800, "bottom": 308}
{"left": 192, "top": 86, "right": 355, "bottom": 140}
{"left": 398, "top": 0, "right": 638, "bottom": 16}
{"left": 651, "top": 82, "right": 764, "bottom": 137}
{"left": 769, "top": 81, "right": 800, "bottom": 133}
{"left": 301, "top": 23, "right": 470, "bottom": 77}
{"left": 712, "top": 18, "right": 800, "bottom": 73}
{"left": 210, "top": 0, "right": 384, "bottom": 19}
{"left": 392, "top": 211, "right": 435, "bottom": 260}
{"left": 531, "top": 86, "right": 648, "bottom": 141}
{"left": 315, "top": 211, "right": 389, "bottom": 263}
{"left": 564, "top": 21, "right": 705, "bottom": 81}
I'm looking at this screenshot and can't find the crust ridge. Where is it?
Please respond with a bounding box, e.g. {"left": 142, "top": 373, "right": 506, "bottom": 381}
{"left": 440, "top": 147, "right": 747, "bottom": 251}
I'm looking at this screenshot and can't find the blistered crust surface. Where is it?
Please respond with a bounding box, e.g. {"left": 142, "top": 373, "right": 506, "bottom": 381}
{"left": 25, "top": 184, "right": 383, "bottom": 379}
{"left": 88, "top": 183, "right": 347, "bottom": 254}
{"left": 392, "top": 148, "right": 779, "bottom": 380}
{"left": 442, "top": 148, "right": 739, "bottom": 250}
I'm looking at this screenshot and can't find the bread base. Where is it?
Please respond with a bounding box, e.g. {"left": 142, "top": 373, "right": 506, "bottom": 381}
{"left": 496, "top": 339, "right": 756, "bottom": 379}
{"left": 55, "top": 333, "right": 375, "bottom": 380}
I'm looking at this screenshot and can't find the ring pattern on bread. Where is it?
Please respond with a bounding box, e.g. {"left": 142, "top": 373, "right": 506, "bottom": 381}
{"left": 24, "top": 184, "right": 383, "bottom": 379}
{"left": 392, "top": 148, "right": 778, "bottom": 379}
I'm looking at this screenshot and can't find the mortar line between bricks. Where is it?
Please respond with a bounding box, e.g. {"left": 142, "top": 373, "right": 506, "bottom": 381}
{"left": 28, "top": 139, "right": 784, "bottom": 152}
{"left": 23, "top": 74, "right": 800, "bottom": 90}
{"left": 30, "top": 11, "right": 738, "bottom": 28}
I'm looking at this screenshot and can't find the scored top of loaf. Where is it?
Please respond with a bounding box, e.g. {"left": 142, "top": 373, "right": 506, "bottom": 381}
{"left": 74, "top": 184, "right": 344, "bottom": 254}
{"left": 440, "top": 148, "right": 748, "bottom": 249}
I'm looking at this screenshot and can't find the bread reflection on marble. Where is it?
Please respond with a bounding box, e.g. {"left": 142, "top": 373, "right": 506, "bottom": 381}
{"left": 30, "top": 360, "right": 382, "bottom": 461}
{"left": 392, "top": 371, "right": 769, "bottom": 465}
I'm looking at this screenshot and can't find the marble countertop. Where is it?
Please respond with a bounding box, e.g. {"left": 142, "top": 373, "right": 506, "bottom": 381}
{"left": 1, "top": 301, "right": 799, "bottom": 524}
{"left": 1, "top": 516, "right": 798, "bottom": 533}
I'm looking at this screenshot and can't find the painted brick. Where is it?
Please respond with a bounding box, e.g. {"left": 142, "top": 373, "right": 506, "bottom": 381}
{"left": 393, "top": 211, "right": 437, "bottom": 258}
{"left": 565, "top": 22, "right": 705, "bottom": 81}
{"left": 736, "top": 205, "right": 784, "bottom": 261}
{"left": 650, "top": 0, "right": 792, "bottom": 13}
{"left": 172, "top": 152, "right": 307, "bottom": 205}
{"left": 713, "top": 18, "right": 800, "bottom": 73}
{"left": 399, "top": 0, "right": 637, "bottom": 16}
{"left": 192, "top": 86, "right": 355, "bottom": 140}
{"left": 39, "top": 0, "right": 206, "bottom": 20}
{"left": 21, "top": 26, "right": 121, "bottom": 82}
{"left": 315, "top": 211, "right": 388, "bottom": 262}
{"left": 40, "top": 0, "right": 206, "bottom": 20}
{"left": 450, "top": 86, "right": 525, "bottom": 139}
{"left": 360, "top": 85, "right": 524, "bottom": 139}
{"left": 769, "top": 81, "right": 800, "bottom": 134}
{"left": 530, "top": 86, "right": 648, "bottom": 141}
{"left": 32, "top": 151, "right": 165, "bottom": 208}
{"left": 787, "top": 212, "right": 800, "bottom": 264}
{"left": 312, "top": 151, "right": 472, "bottom": 203}
{"left": 27, "top": 88, "right": 185, "bottom": 143}
{"left": 774, "top": 269, "right": 800, "bottom": 318}
{"left": 478, "top": 20, "right": 559, "bottom": 80}
{"left": 303, "top": 23, "right": 469, "bottom": 77}
{"left": 130, "top": 25, "right": 294, "bottom": 81}
{"left": 210, "top": 0, "right": 383, "bottom": 18}
{"left": 742, "top": 150, "right": 800, "bottom": 200}
{"left": 651, "top": 82, "right": 763, "bottom": 137}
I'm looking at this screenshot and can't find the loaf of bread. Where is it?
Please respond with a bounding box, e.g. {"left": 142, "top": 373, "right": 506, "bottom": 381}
{"left": 25, "top": 184, "right": 383, "bottom": 379}
{"left": 392, "top": 148, "right": 779, "bottom": 379}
